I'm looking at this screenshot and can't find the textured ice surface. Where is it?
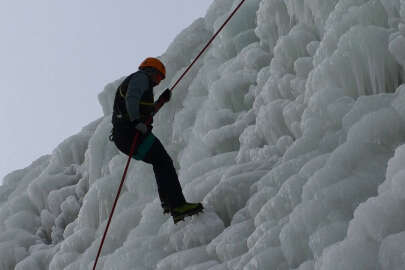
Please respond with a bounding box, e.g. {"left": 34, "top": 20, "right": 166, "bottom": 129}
{"left": 1, "top": 0, "right": 405, "bottom": 269}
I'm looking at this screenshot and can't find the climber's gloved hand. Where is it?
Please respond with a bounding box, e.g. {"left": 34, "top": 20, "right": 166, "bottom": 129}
{"left": 135, "top": 122, "right": 148, "bottom": 134}
{"left": 157, "top": 88, "right": 172, "bottom": 104}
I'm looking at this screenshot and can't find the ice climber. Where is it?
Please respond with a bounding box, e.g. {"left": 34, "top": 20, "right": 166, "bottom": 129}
{"left": 110, "top": 57, "right": 203, "bottom": 224}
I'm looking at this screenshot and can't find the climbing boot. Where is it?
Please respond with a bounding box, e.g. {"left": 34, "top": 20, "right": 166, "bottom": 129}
{"left": 171, "top": 202, "right": 204, "bottom": 224}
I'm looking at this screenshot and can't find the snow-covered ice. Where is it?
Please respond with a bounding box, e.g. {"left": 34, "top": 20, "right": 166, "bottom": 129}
{"left": 2, "top": 0, "right": 405, "bottom": 269}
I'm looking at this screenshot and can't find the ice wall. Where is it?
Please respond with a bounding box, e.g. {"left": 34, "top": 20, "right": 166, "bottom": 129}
{"left": 1, "top": 0, "right": 405, "bottom": 269}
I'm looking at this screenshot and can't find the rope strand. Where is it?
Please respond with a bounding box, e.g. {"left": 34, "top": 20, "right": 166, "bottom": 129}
{"left": 171, "top": 0, "right": 247, "bottom": 91}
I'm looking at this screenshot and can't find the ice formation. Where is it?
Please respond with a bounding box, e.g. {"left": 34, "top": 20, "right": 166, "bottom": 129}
{"left": 2, "top": 0, "right": 405, "bottom": 269}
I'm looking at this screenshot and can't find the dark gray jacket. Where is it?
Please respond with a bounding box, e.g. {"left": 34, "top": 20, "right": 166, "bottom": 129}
{"left": 125, "top": 71, "right": 152, "bottom": 121}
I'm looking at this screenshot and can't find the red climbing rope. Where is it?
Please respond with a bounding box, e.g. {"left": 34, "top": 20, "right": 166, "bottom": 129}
{"left": 170, "top": 0, "right": 247, "bottom": 91}
{"left": 92, "top": 1, "right": 247, "bottom": 269}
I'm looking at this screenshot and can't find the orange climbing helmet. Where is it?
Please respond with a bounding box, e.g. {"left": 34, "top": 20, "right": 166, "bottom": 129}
{"left": 139, "top": 57, "right": 166, "bottom": 79}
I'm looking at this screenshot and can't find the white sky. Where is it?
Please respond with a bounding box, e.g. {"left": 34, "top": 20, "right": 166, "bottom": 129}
{"left": 0, "top": 1, "right": 214, "bottom": 182}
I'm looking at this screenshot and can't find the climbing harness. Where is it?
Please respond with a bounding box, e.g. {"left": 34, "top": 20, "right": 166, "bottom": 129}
{"left": 92, "top": 1, "right": 247, "bottom": 269}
